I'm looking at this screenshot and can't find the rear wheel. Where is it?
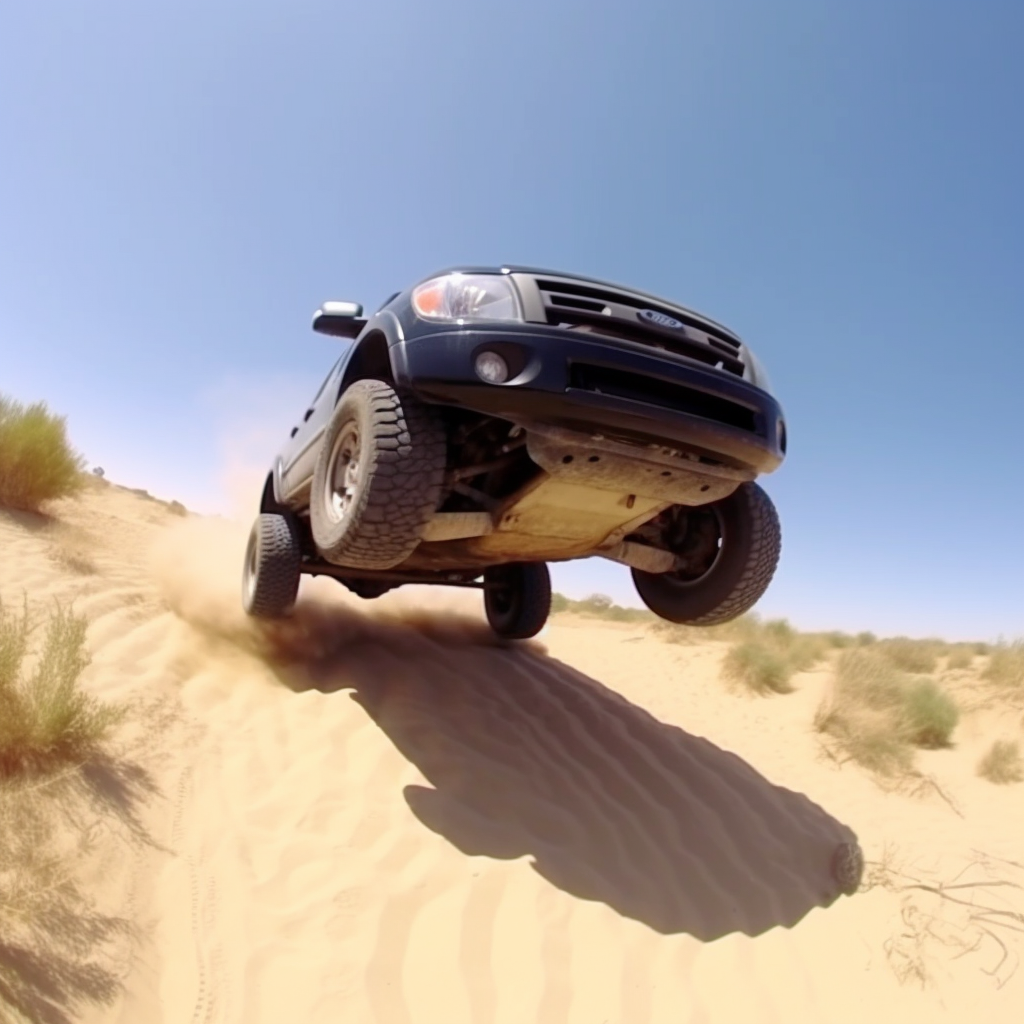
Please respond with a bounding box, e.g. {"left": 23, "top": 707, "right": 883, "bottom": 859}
{"left": 242, "top": 513, "right": 302, "bottom": 618}
{"left": 631, "top": 482, "right": 781, "bottom": 626}
{"left": 484, "top": 562, "right": 552, "bottom": 640}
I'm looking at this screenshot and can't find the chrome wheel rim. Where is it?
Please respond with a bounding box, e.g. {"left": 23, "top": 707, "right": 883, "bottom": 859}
{"left": 325, "top": 424, "right": 361, "bottom": 523}
{"left": 243, "top": 527, "right": 258, "bottom": 601}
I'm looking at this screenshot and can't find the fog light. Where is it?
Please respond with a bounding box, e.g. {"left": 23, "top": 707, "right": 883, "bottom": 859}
{"left": 474, "top": 350, "right": 509, "bottom": 384}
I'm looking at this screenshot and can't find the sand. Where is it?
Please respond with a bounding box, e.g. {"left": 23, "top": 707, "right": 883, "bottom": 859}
{"left": 1, "top": 479, "right": 1022, "bottom": 1023}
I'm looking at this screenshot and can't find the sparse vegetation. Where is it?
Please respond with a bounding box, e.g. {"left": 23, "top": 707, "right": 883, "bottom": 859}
{"left": 875, "top": 636, "right": 944, "bottom": 674}
{"left": 0, "top": 597, "right": 124, "bottom": 778}
{"left": 721, "top": 618, "right": 829, "bottom": 695}
{"left": 977, "top": 739, "right": 1024, "bottom": 784}
{"left": 550, "top": 592, "right": 655, "bottom": 624}
{"left": 982, "top": 639, "right": 1024, "bottom": 692}
{"left": 651, "top": 611, "right": 764, "bottom": 646}
{"left": 945, "top": 646, "right": 974, "bottom": 671}
{"left": 815, "top": 648, "right": 960, "bottom": 777}
{"left": 0, "top": 393, "right": 87, "bottom": 512}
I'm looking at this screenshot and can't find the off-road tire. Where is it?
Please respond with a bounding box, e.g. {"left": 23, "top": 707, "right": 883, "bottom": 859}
{"left": 831, "top": 841, "right": 864, "bottom": 897}
{"left": 484, "top": 562, "right": 551, "bottom": 640}
{"left": 631, "top": 481, "right": 781, "bottom": 626}
{"left": 242, "top": 513, "right": 302, "bottom": 618}
{"left": 310, "top": 380, "right": 447, "bottom": 570}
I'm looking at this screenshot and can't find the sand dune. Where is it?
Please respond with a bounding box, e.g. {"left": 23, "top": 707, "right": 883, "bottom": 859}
{"left": 2, "top": 482, "right": 1022, "bottom": 1024}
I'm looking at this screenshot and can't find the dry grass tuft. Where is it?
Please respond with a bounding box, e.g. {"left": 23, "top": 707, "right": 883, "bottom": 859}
{"left": 875, "top": 636, "right": 947, "bottom": 675}
{"left": 977, "top": 739, "right": 1023, "bottom": 784}
{"left": 722, "top": 640, "right": 795, "bottom": 694}
{"left": 0, "top": 394, "right": 87, "bottom": 513}
{"left": 815, "top": 649, "right": 959, "bottom": 777}
{"left": 983, "top": 640, "right": 1024, "bottom": 693}
{"left": 720, "top": 617, "right": 829, "bottom": 696}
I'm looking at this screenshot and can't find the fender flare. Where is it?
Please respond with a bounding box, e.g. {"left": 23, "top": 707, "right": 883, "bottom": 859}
{"left": 336, "top": 310, "right": 413, "bottom": 398}
{"left": 260, "top": 460, "right": 287, "bottom": 512}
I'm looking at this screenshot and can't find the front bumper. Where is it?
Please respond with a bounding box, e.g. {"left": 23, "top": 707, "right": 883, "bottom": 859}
{"left": 391, "top": 325, "right": 786, "bottom": 475}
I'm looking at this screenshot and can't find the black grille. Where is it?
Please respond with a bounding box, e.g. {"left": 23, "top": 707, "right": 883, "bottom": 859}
{"left": 536, "top": 278, "right": 745, "bottom": 377}
{"left": 569, "top": 363, "right": 760, "bottom": 434}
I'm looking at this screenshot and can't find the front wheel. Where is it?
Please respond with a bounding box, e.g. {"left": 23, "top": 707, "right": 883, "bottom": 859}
{"left": 631, "top": 482, "right": 781, "bottom": 626}
{"left": 309, "top": 380, "right": 447, "bottom": 570}
{"left": 484, "top": 562, "right": 551, "bottom": 640}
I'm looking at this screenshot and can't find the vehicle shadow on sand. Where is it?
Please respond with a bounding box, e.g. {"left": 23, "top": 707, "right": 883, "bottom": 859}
{"left": 258, "top": 602, "right": 862, "bottom": 941}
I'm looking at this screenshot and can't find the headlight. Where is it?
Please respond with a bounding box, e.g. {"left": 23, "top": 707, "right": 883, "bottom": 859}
{"left": 412, "top": 273, "right": 522, "bottom": 323}
{"left": 743, "top": 347, "right": 774, "bottom": 395}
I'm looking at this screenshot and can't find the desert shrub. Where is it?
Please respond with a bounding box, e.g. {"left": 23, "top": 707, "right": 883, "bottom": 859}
{"left": 875, "top": 637, "right": 944, "bottom": 674}
{"left": 719, "top": 618, "right": 829, "bottom": 696}
{"left": 167, "top": 499, "right": 188, "bottom": 516}
{"left": 0, "top": 597, "right": 124, "bottom": 777}
{"left": 723, "top": 640, "right": 794, "bottom": 694}
{"left": 902, "top": 678, "right": 959, "bottom": 748}
{"left": 832, "top": 648, "right": 907, "bottom": 709}
{"left": 551, "top": 592, "right": 570, "bottom": 613}
{"left": 977, "top": 739, "right": 1023, "bottom": 784}
{"left": 983, "top": 640, "right": 1024, "bottom": 691}
{"left": 815, "top": 649, "right": 959, "bottom": 776}
{"left": 0, "top": 394, "right": 87, "bottom": 512}
{"left": 855, "top": 631, "right": 877, "bottom": 646}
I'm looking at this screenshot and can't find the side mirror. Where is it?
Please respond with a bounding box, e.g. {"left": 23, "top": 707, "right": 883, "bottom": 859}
{"left": 312, "top": 301, "right": 367, "bottom": 339}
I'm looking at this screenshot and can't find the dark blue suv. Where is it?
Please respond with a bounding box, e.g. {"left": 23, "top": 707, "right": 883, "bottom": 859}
{"left": 242, "top": 266, "right": 786, "bottom": 640}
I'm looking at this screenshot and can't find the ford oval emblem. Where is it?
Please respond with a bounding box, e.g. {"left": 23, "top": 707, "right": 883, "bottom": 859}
{"left": 639, "top": 308, "right": 685, "bottom": 330}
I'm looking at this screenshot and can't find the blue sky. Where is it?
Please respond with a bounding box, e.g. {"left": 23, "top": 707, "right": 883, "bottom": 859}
{"left": 2, "top": 0, "right": 1021, "bottom": 641}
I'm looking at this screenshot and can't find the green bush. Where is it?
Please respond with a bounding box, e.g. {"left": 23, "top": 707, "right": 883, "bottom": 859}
{"left": 0, "top": 394, "right": 87, "bottom": 512}
{"left": 902, "top": 678, "right": 959, "bottom": 748}
{"left": 0, "top": 597, "right": 123, "bottom": 777}
{"left": 977, "top": 739, "right": 1023, "bottom": 784}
